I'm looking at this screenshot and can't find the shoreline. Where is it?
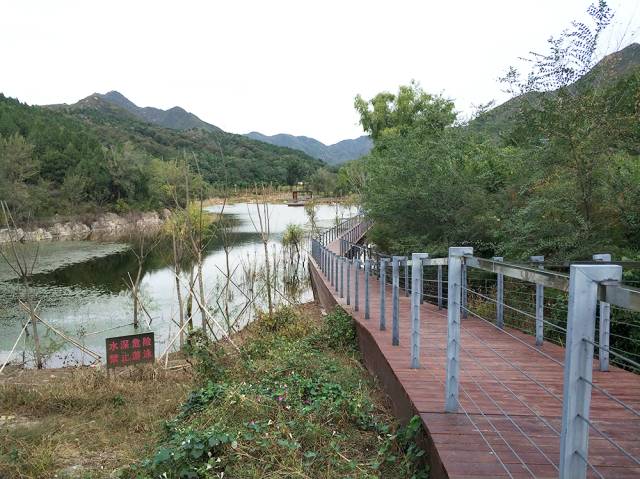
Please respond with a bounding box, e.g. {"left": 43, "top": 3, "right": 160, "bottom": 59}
{"left": 0, "top": 210, "right": 170, "bottom": 244}
{"left": 204, "top": 193, "right": 356, "bottom": 206}
{"left": 1, "top": 195, "right": 355, "bottom": 244}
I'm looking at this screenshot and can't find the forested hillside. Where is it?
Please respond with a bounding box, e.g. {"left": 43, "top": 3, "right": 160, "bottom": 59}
{"left": 353, "top": 21, "right": 640, "bottom": 261}
{"left": 468, "top": 42, "right": 640, "bottom": 142}
{"left": 0, "top": 94, "right": 324, "bottom": 221}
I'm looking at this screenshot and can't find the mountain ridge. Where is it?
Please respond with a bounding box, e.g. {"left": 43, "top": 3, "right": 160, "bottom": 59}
{"left": 39, "top": 92, "right": 324, "bottom": 187}
{"left": 68, "top": 91, "right": 371, "bottom": 164}
{"left": 96, "top": 90, "right": 223, "bottom": 132}
{"left": 469, "top": 42, "right": 640, "bottom": 138}
{"left": 245, "top": 132, "right": 372, "bottom": 165}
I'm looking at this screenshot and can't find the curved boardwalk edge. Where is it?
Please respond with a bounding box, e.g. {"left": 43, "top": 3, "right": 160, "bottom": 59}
{"left": 308, "top": 252, "right": 448, "bottom": 479}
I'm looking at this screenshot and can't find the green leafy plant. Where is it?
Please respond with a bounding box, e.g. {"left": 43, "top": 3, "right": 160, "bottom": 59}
{"left": 318, "top": 306, "right": 357, "bottom": 350}
{"left": 125, "top": 306, "right": 428, "bottom": 478}
{"left": 183, "top": 329, "right": 227, "bottom": 383}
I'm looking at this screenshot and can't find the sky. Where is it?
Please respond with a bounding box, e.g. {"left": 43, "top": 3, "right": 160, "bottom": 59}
{"left": 1, "top": 0, "right": 639, "bottom": 145}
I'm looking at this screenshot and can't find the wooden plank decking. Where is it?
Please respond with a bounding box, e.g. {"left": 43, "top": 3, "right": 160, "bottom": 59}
{"left": 308, "top": 234, "right": 640, "bottom": 479}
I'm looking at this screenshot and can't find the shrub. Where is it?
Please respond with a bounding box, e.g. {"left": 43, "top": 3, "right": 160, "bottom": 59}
{"left": 282, "top": 223, "right": 304, "bottom": 252}
{"left": 124, "top": 305, "right": 428, "bottom": 478}
{"left": 321, "top": 307, "right": 357, "bottom": 350}
{"left": 257, "top": 305, "right": 298, "bottom": 333}
{"left": 183, "top": 329, "right": 227, "bottom": 383}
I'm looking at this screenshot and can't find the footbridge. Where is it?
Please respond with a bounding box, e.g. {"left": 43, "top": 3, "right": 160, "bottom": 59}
{"left": 308, "top": 216, "right": 640, "bottom": 479}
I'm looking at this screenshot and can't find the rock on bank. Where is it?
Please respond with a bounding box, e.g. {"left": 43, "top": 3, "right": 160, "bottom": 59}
{"left": 0, "top": 210, "right": 170, "bottom": 243}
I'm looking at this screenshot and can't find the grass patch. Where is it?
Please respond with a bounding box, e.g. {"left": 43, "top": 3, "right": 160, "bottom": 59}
{"left": 0, "top": 365, "right": 192, "bottom": 478}
{"left": 125, "top": 304, "right": 428, "bottom": 478}
{"left": 0, "top": 304, "right": 429, "bottom": 478}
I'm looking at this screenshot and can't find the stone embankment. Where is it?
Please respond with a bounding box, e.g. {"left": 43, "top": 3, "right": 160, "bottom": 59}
{"left": 0, "top": 210, "right": 170, "bottom": 243}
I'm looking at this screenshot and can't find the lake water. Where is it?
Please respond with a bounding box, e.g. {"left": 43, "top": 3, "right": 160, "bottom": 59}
{"left": 0, "top": 202, "right": 356, "bottom": 368}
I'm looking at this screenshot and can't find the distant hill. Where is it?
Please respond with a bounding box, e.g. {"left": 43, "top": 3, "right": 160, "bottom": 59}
{"left": 469, "top": 42, "right": 640, "bottom": 139}
{"left": 71, "top": 91, "right": 370, "bottom": 165}
{"left": 50, "top": 94, "right": 324, "bottom": 185}
{"left": 0, "top": 91, "right": 325, "bottom": 219}
{"left": 245, "top": 132, "right": 372, "bottom": 165}
{"left": 92, "top": 90, "right": 222, "bottom": 133}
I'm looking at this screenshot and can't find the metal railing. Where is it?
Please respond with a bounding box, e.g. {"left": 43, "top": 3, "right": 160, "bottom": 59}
{"left": 310, "top": 218, "right": 640, "bottom": 479}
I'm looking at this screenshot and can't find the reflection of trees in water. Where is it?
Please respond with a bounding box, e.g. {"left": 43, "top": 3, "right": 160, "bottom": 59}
{"left": 0, "top": 229, "right": 300, "bottom": 322}
{"left": 30, "top": 249, "right": 142, "bottom": 293}
{"left": 0, "top": 283, "right": 104, "bottom": 324}
{"left": 25, "top": 230, "right": 263, "bottom": 294}
{"left": 282, "top": 256, "right": 307, "bottom": 303}
{"left": 0, "top": 213, "right": 315, "bottom": 364}
{"left": 0, "top": 206, "right": 324, "bottom": 369}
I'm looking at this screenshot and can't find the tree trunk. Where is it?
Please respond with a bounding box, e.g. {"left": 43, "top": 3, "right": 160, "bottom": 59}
{"left": 187, "top": 267, "right": 194, "bottom": 330}
{"left": 197, "top": 253, "right": 206, "bottom": 332}
{"left": 263, "top": 239, "right": 273, "bottom": 317}
{"left": 133, "top": 263, "right": 143, "bottom": 328}
{"left": 24, "top": 280, "right": 42, "bottom": 369}
{"left": 172, "top": 230, "right": 185, "bottom": 349}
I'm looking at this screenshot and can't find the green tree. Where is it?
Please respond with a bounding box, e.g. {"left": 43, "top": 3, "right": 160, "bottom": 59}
{"left": 308, "top": 168, "right": 337, "bottom": 196}
{"left": 60, "top": 172, "right": 89, "bottom": 211}
{"left": 336, "top": 158, "right": 367, "bottom": 196}
{"left": 104, "top": 142, "right": 151, "bottom": 204}
{"left": 0, "top": 134, "right": 40, "bottom": 217}
{"left": 354, "top": 81, "right": 456, "bottom": 141}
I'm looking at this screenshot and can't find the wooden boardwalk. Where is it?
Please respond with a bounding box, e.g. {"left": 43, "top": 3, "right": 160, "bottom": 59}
{"left": 309, "top": 234, "right": 640, "bottom": 479}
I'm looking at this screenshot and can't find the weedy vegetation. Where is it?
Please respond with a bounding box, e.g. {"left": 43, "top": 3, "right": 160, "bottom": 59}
{"left": 0, "top": 304, "right": 428, "bottom": 478}
{"left": 124, "top": 305, "right": 428, "bottom": 478}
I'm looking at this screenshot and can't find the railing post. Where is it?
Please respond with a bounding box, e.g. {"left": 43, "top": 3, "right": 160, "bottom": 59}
{"left": 330, "top": 252, "right": 335, "bottom": 287}
{"left": 392, "top": 256, "right": 406, "bottom": 346}
{"left": 322, "top": 246, "right": 326, "bottom": 273}
{"left": 405, "top": 259, "right": 410, "bottom": 297}
{"left": 354, "top": 258, "right": 360, "bottom": 312}
{"left": 346, "top": 258, "right": 352, "bottom": 305}
{"left": 334, "top": 254, "right": 339, "bottom": 293}
{"left": 445, "top": 247, "right": 473, "bottom": 412}
{"left": 493, "top": 257, "right": 504, "bottom": 329}
{"left": 461, "top": 262, "right": 468, "bottom": 318}
{"left": 559, "top": 264, "right": 621, "bottom": 479}
{"left": 364, "top": 259, "right": 371, "bottom": 319}
{"left": 340, "top": 257, "right": 344, "bottom": 299}
{"left": 593, "top": 253, "right": 611, "bottom": 372}
{"left": 531, "top": 255, "right": 544, "bottom": 346}
{"left": 437, "top": 264, "right": 443, "bottom": 310}
{"left": 411, "top": 253, "right": 429, "bottom": 369}
{"left": 380, "top": 258, "right": 389, "bottom": 330}
{"left": 325, "top": 247, "right": 329, "bottom": 276}
{"left": 322, "top": 245, "right": 329, "bottom": 278}
{"left": 419, "top": 259, "right": 424, "bottom": 305}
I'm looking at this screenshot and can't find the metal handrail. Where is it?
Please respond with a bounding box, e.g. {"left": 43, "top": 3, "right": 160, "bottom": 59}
{"left": 309, "top": 217, "right": 640, "bottom": 479}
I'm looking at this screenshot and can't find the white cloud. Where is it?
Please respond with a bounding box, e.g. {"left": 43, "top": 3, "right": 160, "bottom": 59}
{"left": 1, "top": 0, "right": 637, "bottom": 144}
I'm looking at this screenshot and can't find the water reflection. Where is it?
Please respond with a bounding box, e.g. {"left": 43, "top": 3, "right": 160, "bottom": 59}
{"left": 0, "top": 202, "right": 356, "bottom": 368}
